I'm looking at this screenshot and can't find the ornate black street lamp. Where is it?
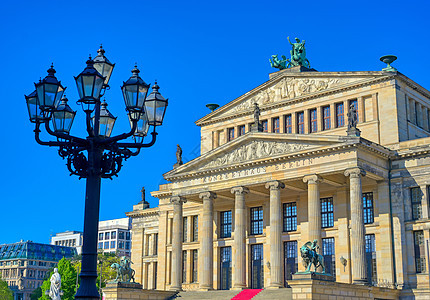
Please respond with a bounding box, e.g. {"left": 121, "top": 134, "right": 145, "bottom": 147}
{"left": 25, "top": 46, "right": 168, "bottom": 299}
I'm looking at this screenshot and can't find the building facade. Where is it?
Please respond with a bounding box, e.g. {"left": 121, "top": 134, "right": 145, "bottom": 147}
{"left": 51, "top": 231, "right": 83, "bottom": 254}
{"left": 127, "top": 64, "right": 430, "bottom": 299}
{"left": 0, "top": 241, "right": 76, "bottom": 300}
{"left": 97, "top": 217, "right": 132, "bottom": 257}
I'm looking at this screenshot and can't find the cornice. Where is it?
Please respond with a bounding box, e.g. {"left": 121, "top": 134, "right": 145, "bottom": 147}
{"left": 196, "top": 73, "right": 396, "bottom": 127}
{"left": 164, "top": 139, "right": 393, "bottom": 182}
{"left": 126, "top": 209, "right": 160, "bottom": 218}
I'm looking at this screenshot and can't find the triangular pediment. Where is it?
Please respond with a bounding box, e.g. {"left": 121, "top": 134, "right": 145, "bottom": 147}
{"left": 196, "top": 71, "right": 393, "bottom": 125}
{"left": 164, "top": 133, "right": 356, "bottom": 180}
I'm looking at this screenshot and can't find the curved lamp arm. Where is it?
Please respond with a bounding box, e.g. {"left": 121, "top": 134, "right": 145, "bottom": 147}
{"left": 116, "top": 131, "right": 157, "bottom": 149}
{"left": 100, "top": 119, "right": 138, "bottom": 145}
{"left": 44, "top": 120, "right": 88, "bottom": 145}
{"left": 34, "top": 123, "right": 69, "bottom": 147}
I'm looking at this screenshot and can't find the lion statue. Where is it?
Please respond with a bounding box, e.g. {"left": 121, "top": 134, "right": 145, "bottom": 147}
{"left": 300, "top": 240, "right": 326, "bottom": 273}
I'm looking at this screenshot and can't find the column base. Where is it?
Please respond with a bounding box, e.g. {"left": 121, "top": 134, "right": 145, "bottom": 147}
{"left": 231, "top": 285, "right": 247, "bottom": 291}
{"left": 267, "top": 284, "right": 283, "bottom": 289}
{"left": 169, "top": 286, "right": 182, "bottom": 291}
{"left": 353, "top": 279, "right": 369, "bottom": 285}
{"left": 199, "top": 285, "right": 214, "bottom": 292}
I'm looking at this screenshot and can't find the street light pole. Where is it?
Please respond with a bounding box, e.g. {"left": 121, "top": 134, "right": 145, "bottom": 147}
{"left": 25, "top": 46, "right": 168, "bottom": 300}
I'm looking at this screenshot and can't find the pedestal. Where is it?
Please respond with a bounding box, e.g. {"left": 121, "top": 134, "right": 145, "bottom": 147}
{"left": 103, "top": 282, "right": 178, "bottom": 300}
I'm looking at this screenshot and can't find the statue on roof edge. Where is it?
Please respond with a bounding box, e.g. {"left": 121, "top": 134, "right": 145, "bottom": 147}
{"left": 270, "top": 36, "right": 311, "bottom": 70}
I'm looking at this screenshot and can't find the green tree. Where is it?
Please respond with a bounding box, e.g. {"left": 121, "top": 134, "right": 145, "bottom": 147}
{"left": 0, "top": 277, "right": 13, "bottom": 300}
{"left": 30, "top": 287, "right": 42, "bottom": 300}
{"left": 39, "top": 258, "right": 77, "bottom": 300}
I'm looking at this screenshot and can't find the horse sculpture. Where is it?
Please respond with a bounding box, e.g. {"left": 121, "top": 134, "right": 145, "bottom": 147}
{"left": 300, "top": 240, "right": 326, "bottom": 273}
{"left": 111, "top": 262, "right": 136, "bottom": 283}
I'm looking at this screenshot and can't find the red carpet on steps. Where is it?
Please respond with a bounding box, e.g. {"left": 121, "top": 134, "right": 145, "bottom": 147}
{"left": 231, "top": 289, "right": 263, "bottom": 300}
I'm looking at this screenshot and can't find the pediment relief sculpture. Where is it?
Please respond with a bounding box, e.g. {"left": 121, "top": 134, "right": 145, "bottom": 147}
{"left": 233, "top": 77, "right": 356, "bottom": 113}
{"left": 201, "top": 140, "right": 317, "bottom": 170}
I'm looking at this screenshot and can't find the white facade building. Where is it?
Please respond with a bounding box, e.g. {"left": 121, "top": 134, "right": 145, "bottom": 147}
{"left": 51, "top": 217, "right": 132, "bottom": 257}
{"left": 97, "top": 217, "right": 132, "bottom": 257}
{"left": 50, "top": 231, "right": 83, "bottom": 254}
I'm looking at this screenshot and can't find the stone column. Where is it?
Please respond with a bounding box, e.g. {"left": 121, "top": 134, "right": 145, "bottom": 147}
{"left": 231, "top": 186, "right": 249, "bottom": 289}
{"left": 170, "top": 196, "right": 187, "bottom": 291}
{"left": 303, "top": 174, "right": 322, "bottom": 249}
{"left": 344, "top": 167, "right": 367, "bottom": 284}
{"left": 265, "top": 180, "right": 285, "bottom": 288}
{"left": 199, "top": 191, "right": 217, "bottom": 290}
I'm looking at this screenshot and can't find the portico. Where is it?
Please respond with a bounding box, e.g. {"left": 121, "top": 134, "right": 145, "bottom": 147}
{"left": 154, "top": 132, "right": 391, "bottom": 291}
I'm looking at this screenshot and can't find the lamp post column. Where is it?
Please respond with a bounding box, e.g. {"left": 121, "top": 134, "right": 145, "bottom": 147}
{"left": 199, "top": 192, "right": 216, "bottom": 290}
{"left": 170, "top": 196, "right": 186, "bottom": 291}
{"left": 265, "top": 181, "right": 285, "bottom": 288}
{"left": 231, "top": 186, "right": 249, "bottom": 290}
{"left": 75, "top": 145, "right": 103, "bottom": 299}
{"left": 303, "top": 174, "right": 322, "bottom": 266}
{"left": 344, "top": 167, "right": 367, "bottom": 284}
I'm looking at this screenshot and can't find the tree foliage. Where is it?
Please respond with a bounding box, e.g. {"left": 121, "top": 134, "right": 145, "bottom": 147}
{"left": 38, "top": 252, "right": 121, "bottom": 300}
{"left": 39, "top": 258, "right": 77, "bottom": 300}
{"left": 0, "top": 277, "right": 13, "bottom": 300}
{"left": 30, "top": 287, "right": 42, "bottom": 300}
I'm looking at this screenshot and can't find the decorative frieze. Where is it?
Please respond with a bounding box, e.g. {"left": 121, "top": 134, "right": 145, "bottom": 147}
{"left": 233, "top": 77, "right": 351, "bottom": 112}
{"left": 203, "top": 140, "right": 315, "bottom": 169}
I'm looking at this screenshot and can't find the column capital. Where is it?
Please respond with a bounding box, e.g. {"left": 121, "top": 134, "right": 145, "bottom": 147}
{"left": 199, "top": 191, "right": 217, "bottom": 200}
{"left": 344, "top": 167, "right": 366, "bottom": 178}
{"left": 231, "top": 186, "right": 249, "bottom": 195}
{"left": 170, "top": 196, "right": 187, "bottom": 205}
{"left": 265, "top": 180, "right": 285, "bottom": 190}
{"left": 303, "top": 174, "right": 322, "bottom": 185}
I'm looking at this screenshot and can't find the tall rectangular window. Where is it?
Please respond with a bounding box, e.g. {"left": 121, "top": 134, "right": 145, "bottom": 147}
{"left": 250, "top": 207, "right": 263, "bottom": 235}
{"left": 414, "top": 231, "right": 426, "bottom": 273}
{"left": 154, "top": 233, "right": 158, "bottom": 255}
{"left": 183, "top": 217, "right": 188, "bottom": 242}
{"left": 182, "top": 251, "right": 187, "bottom": 283}
{"left": 119, "top": 231, "right": 125, "bottom": 239}
{"left": 272, "top": 117, "right": 280, "bottom": 133}
{"left": 297, "top": 112, "right": 305, "bottom": 134}
{"left": 220, "top": 211, "right": 232, "bottom": 238}
{"left": 104, "top": 242, "right": 109, "bottom": 249}
{"left": 283, "top": 202, "right": 297, "bottom": 232}
{"left": 111, "top": 231, "right": 116, "bottom": 239}
{"left": 227, "top": 127, "right": 235, "bottom": 141}
{"left": 126, "top": 232, "right": 131, "bottom": 240}
{"left": 192, "top": 250, "right": 198, "bottom": 282}
{"left": 105, "top": 232, "right": 110, "bottom": 240}
{"left": 411, "top": 187, "right": 422, "bottom": 220}
{"left": 284, "top": 114, "right": 292, "bottom": 133}
{"left": 363, "top": 192, "right": 374, "bottom": 224}
{"left": 321, "top": 197, "right": 334, "bottom": 228}
{"left": 110, "top": 241, "right": 116, "bottom": 249}
{"left": 336, "top": 103, "right": 344, "bottom": 127}
{"left": 192, "top": 215, "right": 198, "bottom": 242}
{"left": 238, "top": 125, "right": 246, "bottom": 137}
{"left": 323, "top": 106, "right": 331, "bottom": 130}
{"left": 262, "top": 120, "right": 268, "bottom": 132}
{"left": 349, "top": 99, "right": 358, "bottom": 123}
{"left": 99, "top": 233, "right": 103, "bottom": 240}
{"left": 310, "top": 109, "right": 317, "bottom": 133}
{"left": 365, "top": 234, "right": 377, "bottom": 284}
{"left": 322, "top": 238, "right": 336, "bottom": 277}
{"left": 98, "top": 242, "right": 103, "bottom": 249}
{"left": 284, "top": 241, "right": 298, "bottom": 283}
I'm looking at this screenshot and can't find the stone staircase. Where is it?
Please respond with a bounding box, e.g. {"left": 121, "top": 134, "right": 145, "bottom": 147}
{"left": 170, "top": 288, "right": 292, "bottom": 300}
{"left": 252, "top": 288, "right": 292, "bottom": 300}
{"left": 172, "top": 290, "right": 240, "bottom": 299}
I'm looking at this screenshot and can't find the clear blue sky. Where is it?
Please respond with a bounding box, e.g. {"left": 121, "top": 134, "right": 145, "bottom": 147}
{"left": 0, "top": 0, "right": 429, "bottom": 244}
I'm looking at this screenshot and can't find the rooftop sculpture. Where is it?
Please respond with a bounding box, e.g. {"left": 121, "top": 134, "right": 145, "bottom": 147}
{"left": 270, "top": 36, "right": 311, "bottom": 70}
